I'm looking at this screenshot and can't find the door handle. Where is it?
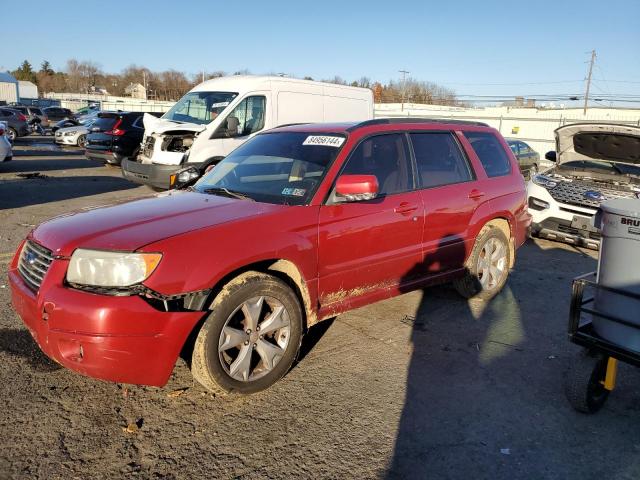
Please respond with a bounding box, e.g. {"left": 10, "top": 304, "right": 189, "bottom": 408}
{"left": 468, "top": 189, "right": 485, "bottom": 200}
{"left": 394, "top": 202, "right": 418, "bottom": 215}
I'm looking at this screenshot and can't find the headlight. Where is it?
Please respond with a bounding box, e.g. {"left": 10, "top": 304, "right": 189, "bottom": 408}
{"left": 63, "top": 131, "right": 75, "bottom": 136}
{"left": 531, "top": 174, "right": 557, "bottom": 189}
{"left": 170, "top": 166, "right": 201, "bottom": 189}
{"left": 66, "top": 249, "right": 162, "bottom": 287}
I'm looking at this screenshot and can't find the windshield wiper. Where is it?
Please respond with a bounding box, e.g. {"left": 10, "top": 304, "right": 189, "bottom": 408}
{"left": 201, "top": 187, "right": 254, "bottom": 201}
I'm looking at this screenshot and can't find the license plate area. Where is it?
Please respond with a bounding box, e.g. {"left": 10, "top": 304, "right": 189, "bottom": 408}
{"left": 570, "top": 215, "right": 597, "bottom": 233}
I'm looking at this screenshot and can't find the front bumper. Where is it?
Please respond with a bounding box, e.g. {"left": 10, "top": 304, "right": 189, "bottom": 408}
{"left": 8, "top": 248, "right": 205, "bottom": 387}
{"left": 54, "top": 135, "right": 78, "bottom": 146}
{"left": 121, "top": 159, "right": 181, "bottom": 190}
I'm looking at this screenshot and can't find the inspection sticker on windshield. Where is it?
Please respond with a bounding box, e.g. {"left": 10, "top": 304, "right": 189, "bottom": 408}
{"left": 303, "top": 135, "right": 345, "bottom": 147}
{"left": 282, "top": 188, "right": 306, "bottom": 197}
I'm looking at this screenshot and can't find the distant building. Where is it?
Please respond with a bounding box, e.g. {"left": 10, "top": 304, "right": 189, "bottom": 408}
{"left": 88, "top": 85, "right": 109, "bottom": 95}
{"left": 0, "top": 72, "right": 19, "bottom": 104}
{"left": 18, "top": 80, "right": 38, "bottom": 100}
{"left": 125, "top": 82, "right": 147, "bottom": 100}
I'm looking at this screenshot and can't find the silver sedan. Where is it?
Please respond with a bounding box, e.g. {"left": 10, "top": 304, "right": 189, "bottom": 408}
{"left": 54, "top": 123, "right": 91, "bottom": 148}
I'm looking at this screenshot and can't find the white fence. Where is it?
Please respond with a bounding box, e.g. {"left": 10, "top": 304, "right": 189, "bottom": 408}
{"left": 374, "top": 104, "right": 640, "bottom": 154}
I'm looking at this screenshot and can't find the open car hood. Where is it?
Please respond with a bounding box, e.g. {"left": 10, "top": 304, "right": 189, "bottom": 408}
{"left": 555, "top": 123, "right": 640, "bottom": 166}
{"left": 142, "top": 113, "right": 206, "bottom": 135}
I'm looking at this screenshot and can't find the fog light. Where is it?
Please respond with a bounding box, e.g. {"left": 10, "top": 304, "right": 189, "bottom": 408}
{"left": 528, "top": 197, "right": 550, "bottom": 211}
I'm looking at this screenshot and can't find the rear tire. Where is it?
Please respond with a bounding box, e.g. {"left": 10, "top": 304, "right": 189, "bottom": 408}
{"left": 453, "top": 226, "right": 511, "bottom": 300}
{"left": 564, "top": 350, "right": 610, "bottom": 413}
{"left": 191, "top": 271, "right": 303, "bottom": 394}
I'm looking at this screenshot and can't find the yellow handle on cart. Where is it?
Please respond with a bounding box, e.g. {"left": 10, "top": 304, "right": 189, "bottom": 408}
{"left": 601, "top": 357, "right": 618, "bottom": 391}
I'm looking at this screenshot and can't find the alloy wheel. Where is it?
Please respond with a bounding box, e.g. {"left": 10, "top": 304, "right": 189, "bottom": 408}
{"left": 476, "top": 237, "right": 507, "bottom": 290}
{"left": 218, "top": 295, "right": 291, "bottom": 382}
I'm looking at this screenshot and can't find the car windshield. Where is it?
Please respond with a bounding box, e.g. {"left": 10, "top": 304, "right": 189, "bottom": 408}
{"left": 162, "top": 91, "right": 238, "bottom": 125}
{"left": 194, "top": 132, "right": 347, "bottom": 205}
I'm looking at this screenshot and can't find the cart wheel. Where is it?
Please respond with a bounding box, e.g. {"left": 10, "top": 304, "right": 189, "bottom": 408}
{"left": 564, "top": 350, "right": 610, "bottom": 414}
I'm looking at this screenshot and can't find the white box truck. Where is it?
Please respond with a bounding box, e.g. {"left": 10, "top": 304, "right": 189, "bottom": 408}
{"left": 122, "top": 75, "right": 374, "bottom": 189}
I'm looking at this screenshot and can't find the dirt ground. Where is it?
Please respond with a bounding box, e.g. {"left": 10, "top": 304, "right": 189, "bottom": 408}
{"left": 1, "top": 136, "right": 639, "bottom": 480}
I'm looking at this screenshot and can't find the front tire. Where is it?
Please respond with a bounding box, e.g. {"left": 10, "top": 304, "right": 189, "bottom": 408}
{"left": 191, "top": 271, "right": 303, "bottom": 394}
{"left": 453, "top": 226, "right": 511, "bottom": 300}
{"left": 76, "top": 134, "right": 86, "bottom": 148}
{"left": 7, "top": 128, "right": 17, "bottom": 142}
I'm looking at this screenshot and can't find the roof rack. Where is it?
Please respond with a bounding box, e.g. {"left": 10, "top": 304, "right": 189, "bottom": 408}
{"left": 346, "top": 117, "right": 489, "bottom": 131}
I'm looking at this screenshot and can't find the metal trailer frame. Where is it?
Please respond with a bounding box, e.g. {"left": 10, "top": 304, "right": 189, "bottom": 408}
{"left": 566, "top": 271, "right": 640, "bottom": 413}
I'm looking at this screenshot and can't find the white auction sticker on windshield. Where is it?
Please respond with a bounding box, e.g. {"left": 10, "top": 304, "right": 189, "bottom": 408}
{"left": 302, "top": 135, "right": 345, "bottom": 147}
{"left": 210, "top": 102, "right": 230, "bottom": 108}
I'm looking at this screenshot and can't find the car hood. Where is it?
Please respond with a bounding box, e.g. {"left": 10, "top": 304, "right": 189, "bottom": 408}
{"left": 31, "top": 191, "right": 283, "bottom": 257}
{"left": 57, "top": 125, "right": 88, "bottom": 134}
{"left": 555, "top": 123, "right": 640, "bottom": 166}
{"left": 143, "top": 113, "right": 207, "bottom": 135}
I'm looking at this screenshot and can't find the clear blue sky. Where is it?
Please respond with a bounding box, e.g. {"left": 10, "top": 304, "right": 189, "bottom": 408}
{"left": 4, "top": 0, "right": 639, "bottom": 101}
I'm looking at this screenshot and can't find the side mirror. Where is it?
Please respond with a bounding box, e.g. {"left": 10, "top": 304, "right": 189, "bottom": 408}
{"left": 334, "top": 175, "right": 378, "bottom": 202}
{"left": 545, "top": 151, "right": 557, "bottom": 162}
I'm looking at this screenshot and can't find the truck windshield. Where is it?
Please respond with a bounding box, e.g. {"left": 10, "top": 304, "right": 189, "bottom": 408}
{"left": 194, "top": 132, "right": 347, "bottom": 205}
{"left": 162, "top": 91, "right": 237, "bottom": 125}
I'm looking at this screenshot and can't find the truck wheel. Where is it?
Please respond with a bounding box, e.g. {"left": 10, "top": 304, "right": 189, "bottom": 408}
{"left": 191, "top": 271, "right": 303, "bottom": 394}
{"left": 453, "top": 226, "right": 510, "bottom": 300}
{"left": 564, "top": 350, "right": 609, "bottom": 413}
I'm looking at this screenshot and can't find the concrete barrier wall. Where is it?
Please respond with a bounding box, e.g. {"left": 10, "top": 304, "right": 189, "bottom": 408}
{"left": 374, "top": 103, "right": 640, "bottom": 154}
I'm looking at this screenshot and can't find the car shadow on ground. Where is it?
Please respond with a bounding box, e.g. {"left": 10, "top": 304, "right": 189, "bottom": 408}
{"left": 0, "top": 176, "right": 140, "bottom": 209}
{"left": 384, "top": 237, "right": 615, "bottom": 479}
{"left": 1, "top": 157, "right": 102, "bottom": 173}
{"left": 0, "top": 327, "right": 61, "bottom": 372}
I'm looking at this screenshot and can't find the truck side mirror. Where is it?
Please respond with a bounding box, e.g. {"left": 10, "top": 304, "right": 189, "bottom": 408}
{"left": 545, "top": 151, "right": 557, "bottom": 162}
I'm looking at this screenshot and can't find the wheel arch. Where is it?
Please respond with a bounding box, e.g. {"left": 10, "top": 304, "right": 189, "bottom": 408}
{"left": 179, "top": 258, "right": 315, "bottom": 368}
{"left": 476, "top": 217, "right": 515, "bottom": 268}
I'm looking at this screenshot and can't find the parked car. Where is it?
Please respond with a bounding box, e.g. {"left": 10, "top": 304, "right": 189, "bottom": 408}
{"left": 54, "top": 120, "right": 95, "bottom": 147}
{"left": 528, "top": 123, "right": 640, "bottom": 249}
{"left": 10, "top": 105, "right": 49, "bottom": 128}
{"left": 85, "top": 111, "right": 161, "bottom": 165}
{"left": 8, "top": 118, "right": 530, "bottom": 394}
{"left": 0, "top": 121, "right": 12, "bottom": 161}
{"left": 507, "top": 139, "right": 540, "bottom": 176}
{"left": 122, "top": 75, "right": 374, "bottom": 190}
{"left": 42, "top": 107, "right": 75, "bottom": 123}
{"left": 0, "top": 108, "right": 30, "bottom": 141}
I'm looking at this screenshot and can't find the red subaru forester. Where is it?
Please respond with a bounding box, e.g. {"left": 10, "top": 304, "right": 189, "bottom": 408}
{"left": 9, "top": 119, "right": 531, "bottom": 393}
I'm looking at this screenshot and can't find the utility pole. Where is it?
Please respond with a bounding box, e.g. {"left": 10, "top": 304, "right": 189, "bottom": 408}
{"left": 583, "top": 50, "right": 596, "bottom": 115}
{"left": 142, "top": 70, "right": 147, "bottom": 100}
{"left": 399, "top": 69, "right": 410, "bottom": 112}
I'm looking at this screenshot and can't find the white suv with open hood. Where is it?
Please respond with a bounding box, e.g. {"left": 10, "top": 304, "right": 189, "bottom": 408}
{"left": 527, "top": 123, "right": 640, "bottom": 249}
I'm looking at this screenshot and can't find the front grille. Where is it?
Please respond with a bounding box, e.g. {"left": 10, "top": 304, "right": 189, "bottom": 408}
{"left": 18, "top": 240, "right": 54, "bottom": 291}
{"left": 142, "top": 136, "right": 155, "bottom": 159}
{"left": 548, "top": 180, "right": 637, "bottom": 209}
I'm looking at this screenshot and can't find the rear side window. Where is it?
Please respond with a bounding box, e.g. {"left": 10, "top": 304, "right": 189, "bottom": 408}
{"left": 342, "top": 133, "right": 413, "bottom": 196}
{"left": 0, "top": 109, "right": 14, "bottom": 116}
{"left": 31, "top": 108, "right": 43, "bottom": 115}
{"left": 464, "top": 132, "right": 512, "bottom": 177}
{"left": 411, "top": 133, "right": 473, "bottom": 188}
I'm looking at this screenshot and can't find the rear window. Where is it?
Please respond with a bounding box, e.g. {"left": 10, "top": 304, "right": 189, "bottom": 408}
{"left": 92, "top": 115, "right": 118, "bottom": 130}
{"left": 464, "top": 132, "right": 512, "bottom": 177}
